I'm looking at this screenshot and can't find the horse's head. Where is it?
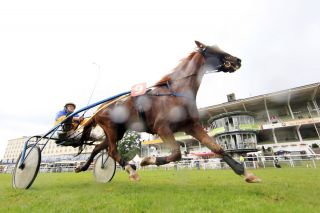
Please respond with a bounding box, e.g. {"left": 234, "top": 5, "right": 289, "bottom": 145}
{"left": 195, "top": 41, "right": 241, "bottom": 73}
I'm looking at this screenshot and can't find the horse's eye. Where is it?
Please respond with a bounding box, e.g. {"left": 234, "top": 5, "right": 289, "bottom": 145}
{"left": 225, "top": 56, "right": 231, "bottom": 59}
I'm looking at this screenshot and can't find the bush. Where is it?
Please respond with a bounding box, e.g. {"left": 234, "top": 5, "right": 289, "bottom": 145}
{"left": 118, "top": 131, "right": 142, "bottom": 161}
{"left": 311, "top": 143, "right": 319, "bottom": 148}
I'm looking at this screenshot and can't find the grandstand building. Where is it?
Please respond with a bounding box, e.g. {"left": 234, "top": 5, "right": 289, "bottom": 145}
{"left": 141, "top": 82, "right": 320, "bottom": 157}
{"left": 208, "top": 111, "right": 259, "bottom": 154}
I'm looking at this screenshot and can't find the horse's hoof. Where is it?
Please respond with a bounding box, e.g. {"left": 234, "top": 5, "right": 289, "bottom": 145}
{"left": 75, "top": 167, "right": 82, "bottom": 173}
{"left": 140, "top": 156, "right": 156, "bottom": 166}
{"left": 129, "top": 173, "right": 140, "bottom": 181}
{"left": 244, "top": 173, "right": 261, "bottom": 183}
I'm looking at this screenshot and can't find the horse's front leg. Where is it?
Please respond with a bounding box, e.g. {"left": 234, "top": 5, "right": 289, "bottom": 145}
{"left": 106, "top": 129, "right": 140, "bottom": 181}
{"left": 141, "top": 126, "right": 181, "bottom": 166}
{"left": 75, "top": 140, "right": 107, "bottom": 173}
{"left": 186, "top": 123, "right": 261, "bottom": 183}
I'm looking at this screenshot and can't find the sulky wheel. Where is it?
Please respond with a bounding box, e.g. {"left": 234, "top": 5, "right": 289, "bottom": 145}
{"left": 12, "top": 145, "right": 41, "bottom": 189}
{"left": 93, "top": 152, "right": 116, "bottom": 183}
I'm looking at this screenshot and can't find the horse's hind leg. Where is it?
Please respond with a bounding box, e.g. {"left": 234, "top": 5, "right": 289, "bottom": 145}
{"left": 186, "top": 123, "right": 261, "bottom": 183}
{"left": 75, "top": 140, "right": 107, "bottom": 173}
{"left": 141, "top": 127, "right": 181, "bottom": 166}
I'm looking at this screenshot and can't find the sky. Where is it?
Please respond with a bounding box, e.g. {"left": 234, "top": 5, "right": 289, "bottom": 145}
{"left": 1, "top": 0, "right": 320, "bottom": 158}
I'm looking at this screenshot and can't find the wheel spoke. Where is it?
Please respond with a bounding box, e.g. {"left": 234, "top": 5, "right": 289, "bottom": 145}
{"left": 12, "top": 145, "right": 41, "bottom": 189}
{"left": 93, "top": 152, "right": 116, "bottom": 183}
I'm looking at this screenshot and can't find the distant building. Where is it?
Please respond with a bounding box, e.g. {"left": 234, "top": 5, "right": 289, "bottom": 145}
{"left": 1, "top": 137, "right": 94, "bottom": 164}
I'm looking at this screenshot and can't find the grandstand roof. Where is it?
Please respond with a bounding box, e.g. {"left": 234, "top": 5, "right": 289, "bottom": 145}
{"left": 200, "top": 82, "right": 320, "bottom": 119}
{"left": 208, "top": 111, "right": 254, "bottom": 123}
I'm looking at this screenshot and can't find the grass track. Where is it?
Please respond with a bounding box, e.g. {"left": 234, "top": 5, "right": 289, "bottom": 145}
{"left": 0, "top": 168, "right": 319, "bottom": 213}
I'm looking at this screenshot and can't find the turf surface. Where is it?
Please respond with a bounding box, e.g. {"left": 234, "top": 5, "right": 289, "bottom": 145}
{"left": 0, "top": 168, "right": 319, "bottom": 212}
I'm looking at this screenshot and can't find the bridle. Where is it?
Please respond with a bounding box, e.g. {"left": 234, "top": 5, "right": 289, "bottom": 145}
{"left": 198, "top": 46, "right": 233, "bottom": 74}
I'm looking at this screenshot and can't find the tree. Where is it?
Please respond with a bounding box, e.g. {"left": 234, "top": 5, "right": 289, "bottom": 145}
{"left": 117, "top": 131, "right": 142, "bottom": 161}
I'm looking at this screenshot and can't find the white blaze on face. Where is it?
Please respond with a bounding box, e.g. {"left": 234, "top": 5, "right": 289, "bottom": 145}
{"left": 110, "top": 105, "right": 129, "bottom": 123}
{"left": 168, "top": 106, "right": 187, "bottom": 123}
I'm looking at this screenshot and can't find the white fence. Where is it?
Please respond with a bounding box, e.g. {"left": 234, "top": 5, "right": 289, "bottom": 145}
{"left": 138, "top": 154, "right": 320, "bottom": 171}
{"left": 1, "top": 154, "right": 319, "bottom": 174}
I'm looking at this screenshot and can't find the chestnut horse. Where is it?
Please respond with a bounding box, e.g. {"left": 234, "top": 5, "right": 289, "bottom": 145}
{"left": 76, "top": 41, "right": 261, "bottom": 183}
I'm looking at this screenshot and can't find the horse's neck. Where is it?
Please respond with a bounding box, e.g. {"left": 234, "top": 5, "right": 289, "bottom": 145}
{"left": 170, "top": 52, "right": 205, "bottom": 97}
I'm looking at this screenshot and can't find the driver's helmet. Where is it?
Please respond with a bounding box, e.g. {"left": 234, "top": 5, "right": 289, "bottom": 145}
{"left": 64, "top": 102, "right": 76, "bottom": 109}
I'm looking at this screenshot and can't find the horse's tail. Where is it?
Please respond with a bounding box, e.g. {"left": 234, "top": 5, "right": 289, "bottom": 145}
{"left": 83, "top": 116, "right": 97, "bottom": 128}
{"left": 80, "top": 116, "right": 97, "bottom": 140}
{"left": 73, "top": 117, "right": 98, "bottom": 157}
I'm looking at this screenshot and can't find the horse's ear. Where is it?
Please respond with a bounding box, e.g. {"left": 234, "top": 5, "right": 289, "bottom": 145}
{"left": 195, "top": 40, "right": 206, "bottom": 49}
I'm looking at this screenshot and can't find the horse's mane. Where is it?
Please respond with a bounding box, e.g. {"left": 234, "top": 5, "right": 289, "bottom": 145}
{"left": 154, "top": 51, "right": 204, "bottom": 86}
{"left": 95, "top": 53, "right": 200, "bottom": 109}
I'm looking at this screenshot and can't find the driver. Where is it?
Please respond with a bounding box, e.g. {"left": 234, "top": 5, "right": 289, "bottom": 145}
{"left": 54, "top": 102, "right": 84, "bottom": 141}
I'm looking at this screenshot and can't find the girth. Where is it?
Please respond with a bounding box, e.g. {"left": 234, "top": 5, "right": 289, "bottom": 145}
{"left": 135, "top": 99, "right": 151, "bottom": 132}
{"left": 134, "top": 81, "right": 193, "bottom": 132}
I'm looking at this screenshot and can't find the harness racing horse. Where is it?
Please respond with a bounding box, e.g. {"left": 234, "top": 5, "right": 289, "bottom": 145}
{"left": 76, "top": 41, "right": 261, "bottom": 183}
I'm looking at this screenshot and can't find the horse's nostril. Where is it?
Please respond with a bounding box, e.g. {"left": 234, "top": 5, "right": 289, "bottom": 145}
{"left": 224, "top": 61, "right": 231, "bottom": 68}
{"left": 237, "top": 58, "right": 242, "bottom": 63}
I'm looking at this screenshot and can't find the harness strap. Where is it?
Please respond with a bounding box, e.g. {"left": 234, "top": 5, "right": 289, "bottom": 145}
{"left": 134, "top": 97, "right": 152, "bottom": 133}
{"left": 146, "top": 81, "right": 193, "bottom": 99}
{"left": 147, "top": 92, "right": 191, "bottom": 98}
{"left": 137, "top": 102, "right": 147, "bottom": 125}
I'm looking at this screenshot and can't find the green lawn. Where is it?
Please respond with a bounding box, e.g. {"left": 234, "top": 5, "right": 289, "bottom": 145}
{"left": 0, "top": 168, "right": 319, "bottom": 213}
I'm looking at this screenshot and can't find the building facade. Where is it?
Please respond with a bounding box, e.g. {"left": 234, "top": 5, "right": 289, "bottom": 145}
{"left": 1, "top": 136, "right": 94, "bottom": 164}
{"left": 208, "top": 111, "right": 258, "bottom": 154}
